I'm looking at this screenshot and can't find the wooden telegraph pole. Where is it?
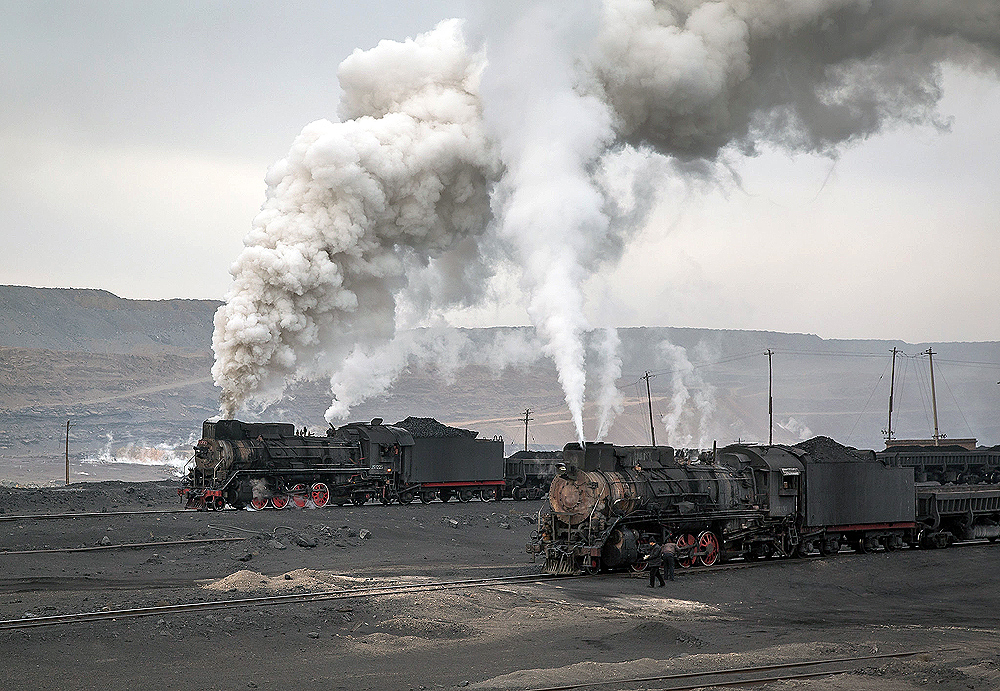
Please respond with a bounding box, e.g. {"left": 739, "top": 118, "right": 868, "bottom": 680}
{"left": 522, "top": 409, "right": 532, "bottom": 452}
{"left": 643, "top": 371, "right": 656, "bottom": 447}
{"left": 65, "top": 419, "right": 74, "bottom": 485}
{"left": 927, "top": 348, "right": 941, "bottom": 446}
{"left": 766, "top": 350, "right": 774, "bottom": 445}
{"left": 886, "top": 347, "right": 898, "bottom": 442}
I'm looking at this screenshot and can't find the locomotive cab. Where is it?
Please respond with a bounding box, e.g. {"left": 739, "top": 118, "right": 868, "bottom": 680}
{"left": 718, "top": 445, "right": 805, "bottom": 517}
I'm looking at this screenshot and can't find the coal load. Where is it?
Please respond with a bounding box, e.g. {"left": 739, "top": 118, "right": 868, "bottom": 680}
{"left": 795, "top": 436, "right": 875, "bottom": 463}
{"left": 394, "top": 417, "right": 477, "bottom": 439}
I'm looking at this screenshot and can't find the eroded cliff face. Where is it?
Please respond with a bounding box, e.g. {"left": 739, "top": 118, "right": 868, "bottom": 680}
{"left": 2, "top": 285, "right": 998, "bottom": 485}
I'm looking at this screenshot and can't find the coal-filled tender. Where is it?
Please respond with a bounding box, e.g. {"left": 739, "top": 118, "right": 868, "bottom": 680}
{"left": 181, "top": 417, "right": 504, "bottom": 509}
{"left": 531, "top": 437, "right": 1000, "bottom": 573}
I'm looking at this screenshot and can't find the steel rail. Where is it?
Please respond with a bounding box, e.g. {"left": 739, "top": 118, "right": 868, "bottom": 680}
{"left": 517, "top": 648, "right": 943, "bottom": 691}
{"left": 0, "top": 537, "right": 247, "bottom": 556}
{"left": 0, "top": 572, "right": 575, "bottom": 631}
{"left": 0, "top": 509, "right": 188, "bottom": 522}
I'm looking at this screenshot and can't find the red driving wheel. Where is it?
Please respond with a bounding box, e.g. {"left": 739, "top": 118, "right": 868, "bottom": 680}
{"left": 697, "top": 531, "right": 720, "bottom": 566}
{"left": 676, "top": 533, "right": 697, "bottom": 568}
{"left": 311, "top": 482, "right": 330, "bottom": 508}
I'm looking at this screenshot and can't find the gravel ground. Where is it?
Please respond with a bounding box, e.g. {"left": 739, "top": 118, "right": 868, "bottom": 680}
{"left": 1, "top": 481, "right": 999, "bottom": 690}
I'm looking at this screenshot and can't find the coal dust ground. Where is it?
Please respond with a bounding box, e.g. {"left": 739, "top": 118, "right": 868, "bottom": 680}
{"left": 1, "top": 481, "right": 998, "bottom": 690}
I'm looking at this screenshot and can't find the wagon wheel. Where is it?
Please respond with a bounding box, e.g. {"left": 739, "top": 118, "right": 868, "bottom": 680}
{"left": 398, "top": 491, "right": 414, "bottom": 505}
{"left": 250, "top": 497, "right": 269, "bottom": 511}
{"left": 290, "top": 484, "right": 307, "bottom": 509}
{"left": 310, "top": 482, "right": 330, "bottom": 508}
{"left": 512, "top": 486, "right": 526, "bottom": 501}
{"left": 270, "top": 494, "right": 289, "bottom": 510}
{"left": 697, "top": 531, "right": 720, "bottom": 567}
{"left": 675, "top": 533, "right": 697, "bottom": 568}
{"left": 583, "top": 558, "right": 600, "bottom": 576}
{"left": 481, "top": 487, "right": 498, "bottom": 502}
{"left": 439, "top": 489, "right": 452, "bottom": 503}
{"left": 420, "top": 491, "right": 435, "bottom": 504}
{"left": 458, "top": 490, "right": 473, "bottom": 502}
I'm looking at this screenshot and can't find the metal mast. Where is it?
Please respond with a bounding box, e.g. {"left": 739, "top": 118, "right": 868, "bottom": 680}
{"left": 927, "top": 348, "right": 941, "bottom": 445}
{"left": 886, "top": 347, "right": 898, "bottom": 442}
{"left": 643, "top": 371, "right": 656, "bottom": 446}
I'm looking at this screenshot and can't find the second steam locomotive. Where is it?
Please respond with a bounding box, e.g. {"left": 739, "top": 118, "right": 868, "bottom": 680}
{"left": 531, "top": 437, "right": 1000, "bottom": 574}
{"left": 180, "top": 417, "right": 554, "bottom": 510}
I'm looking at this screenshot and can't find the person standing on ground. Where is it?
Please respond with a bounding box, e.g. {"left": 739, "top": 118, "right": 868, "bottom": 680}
{"left": 662, "top": 538, "right": 676, "bottom": 581}
{"left": 645, "top": 540, "right": 665, "bottom": 587}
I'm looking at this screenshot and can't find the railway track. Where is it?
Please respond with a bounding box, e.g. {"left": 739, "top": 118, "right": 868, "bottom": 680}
{"left": 520, "top": 648, "right": 946, "bottom": 691}
{"left": 0, "top": 572, "right": 577, "bottom": 631}
{"left": 0, "top": 508, "right": 189, "bottom": 522}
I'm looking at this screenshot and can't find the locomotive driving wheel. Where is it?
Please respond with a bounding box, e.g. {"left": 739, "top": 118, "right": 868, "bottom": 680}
{"left": 250, "top": 497, "right": 269, "bottom": 511}
{"left": 290, "top": 484, "right": 307, "bottom": 509}
{"left": 697, "top": 531, "right": 720, "bottom": 566}
{"left": 675, "top": 534, "right": 697, "bottom": 568}
{"left": 310, "top": 482, "right": 330, "bottom": 508}
{"left": 270, "top": 494, "right": 289, "bottom": 510}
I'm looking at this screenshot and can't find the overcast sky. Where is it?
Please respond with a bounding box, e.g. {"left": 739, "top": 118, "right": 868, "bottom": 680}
{"left": 2, "top": 1, "right": 998, "bottom": 344}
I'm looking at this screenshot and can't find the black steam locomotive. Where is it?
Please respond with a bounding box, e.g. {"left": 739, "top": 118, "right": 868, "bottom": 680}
{"left": 181, "top": 417, "right": 505, "bottom": 510}
{"left": 530, "top": 437, "right": 1000, "bottom": 574}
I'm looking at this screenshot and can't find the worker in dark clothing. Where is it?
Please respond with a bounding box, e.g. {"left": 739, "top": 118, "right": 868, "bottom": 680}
{"left": 645, "top": 540, "right": 665, "bottom": 587}
{"left": 662, "top": 538, "right": 676, "bottom": 581}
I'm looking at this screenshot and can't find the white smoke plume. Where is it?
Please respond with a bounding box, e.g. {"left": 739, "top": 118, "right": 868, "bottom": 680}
{"left": 779, "top": 416, "right": 814, "bottom": 442}
{"left": 212, "top": 20, "right": 498, "bottom": 417}
{"left": 212, "top": 2, "right": 1000, "bottom": 432}
{"left": 594, "top": 327, "right": 625, "bottom": 440}
{"left": 325, "top": 327, "right": 543, "bottom": 420}
{"left": 659, "top": 340, "right": 717, "bottom": 448}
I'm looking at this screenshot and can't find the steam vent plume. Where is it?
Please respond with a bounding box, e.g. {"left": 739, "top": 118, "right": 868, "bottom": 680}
{"left": 212, "top": 2, "right": 1000, "bottom": 442}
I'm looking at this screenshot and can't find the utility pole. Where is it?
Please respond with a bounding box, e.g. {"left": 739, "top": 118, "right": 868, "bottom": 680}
{"left": 927, "top": 348, "right": 941, "bottom": 446}
{"left": 766, "top": 350, "right": 774, "bottom": 446}
{"left": 521, "top": 409, "right": 532, "bottom": 452}
{"left": 886, "top": 347, "right": 898, "bottom": 443}
{"left": 643, "top": 371, "right": 656, "bottom": 446}
{"left": 65, "top": 419, "right": 74, "bottom": 485}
